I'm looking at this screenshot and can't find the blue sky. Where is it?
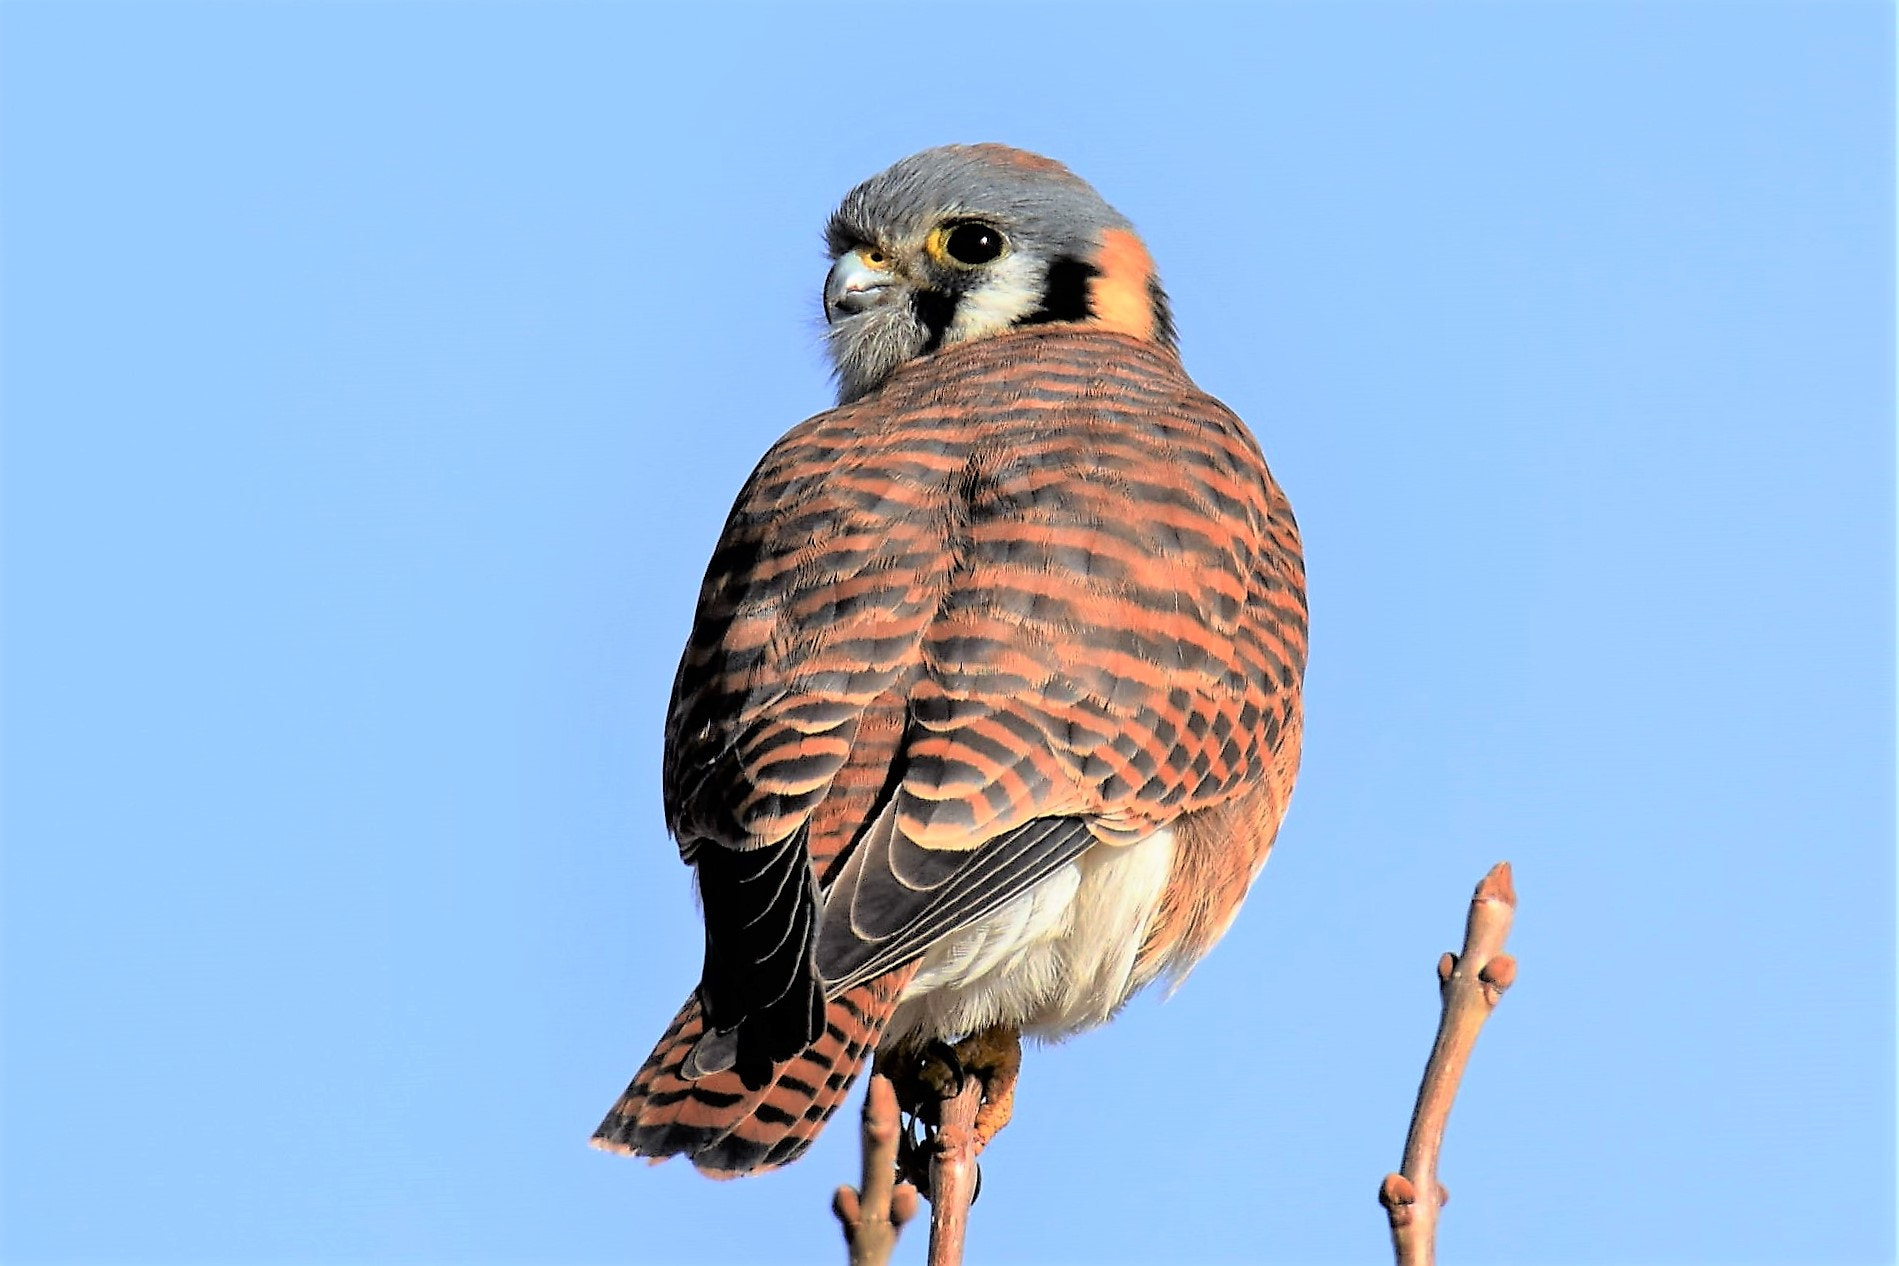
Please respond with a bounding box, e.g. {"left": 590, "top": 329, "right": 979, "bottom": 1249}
{"left": 1, "top": 3, "right": 1890, "bottom": 1264}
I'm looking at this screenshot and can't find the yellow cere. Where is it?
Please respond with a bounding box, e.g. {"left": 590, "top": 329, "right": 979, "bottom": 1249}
{"left": 857, "top": 246, "right": 892, "bottom": 270}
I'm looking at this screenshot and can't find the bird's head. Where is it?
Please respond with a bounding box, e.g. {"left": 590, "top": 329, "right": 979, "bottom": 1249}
{"left": 821, "top": 144, "right": 1176, "bottom": 403}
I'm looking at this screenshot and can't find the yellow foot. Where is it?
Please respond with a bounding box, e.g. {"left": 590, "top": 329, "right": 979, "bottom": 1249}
{"left": 877, "top": 1024, "right": 1023, "bottom": 1188}
{"left": 952, "top": 1024, "right": 1021, "bottom": 1152}
{"left": 880, "top": 1027, "right": 1022, "bottom": 1141}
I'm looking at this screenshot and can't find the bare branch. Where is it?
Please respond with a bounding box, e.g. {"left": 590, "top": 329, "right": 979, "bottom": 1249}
{"left": 833, "top": 1074, "right": 918, "bottom": 1266}
{"left": 924, "top": 1075, "right": 984, "bottom": 1266}
{"left": 1379, "top": 861, "right": 1518, "bottom": 1266}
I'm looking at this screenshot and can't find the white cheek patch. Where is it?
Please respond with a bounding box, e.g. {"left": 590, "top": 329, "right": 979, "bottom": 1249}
{"left": 947, "top": 253, "right": 1047, "bottom": 344}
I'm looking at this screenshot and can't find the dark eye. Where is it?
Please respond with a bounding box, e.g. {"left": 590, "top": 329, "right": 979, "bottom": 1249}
{"left": 943, "top": 222, "right": 1006, "bottom": 266}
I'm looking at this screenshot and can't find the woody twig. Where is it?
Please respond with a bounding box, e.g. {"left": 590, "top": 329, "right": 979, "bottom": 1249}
{"left": 832, "top": 1074, "right": 918, "bottom": 1266}
{"left": 1378, "top": 862, "right": 1518, "bottom": 1266}
{"left": 922, "top": 1073, "right": 983, "bottom": 1266}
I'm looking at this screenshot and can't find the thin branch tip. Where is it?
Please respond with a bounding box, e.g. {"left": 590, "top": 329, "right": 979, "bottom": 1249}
{"left": 1476, "top": 861, "right": 1515, "bottom": 908}
{"left": 833, "top": 1073, "right": 915, "bottom": 1266}
{"left": 1382, "top": 860, "right": 1519, "bottom": 1266}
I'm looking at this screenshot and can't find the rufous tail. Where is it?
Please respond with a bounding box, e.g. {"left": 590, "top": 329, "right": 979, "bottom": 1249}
{"left": 590, "top": 965, "right": 916, "bottom": 1176}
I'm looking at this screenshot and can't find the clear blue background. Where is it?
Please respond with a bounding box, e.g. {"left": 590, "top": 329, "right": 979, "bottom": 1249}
{"left": 2, "top": 4, "right": 1891, "bottom": 1263}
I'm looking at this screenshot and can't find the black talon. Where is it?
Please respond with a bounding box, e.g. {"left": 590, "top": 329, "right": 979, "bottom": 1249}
{"left": 894, "top": 1108, "right": 934, "bottom": 1192}
{"left": 895, "top": 1125, "right": 920, "bottom": 1187}
{"left": 920, "top": 1038, "right": 968, "bottom": 1097}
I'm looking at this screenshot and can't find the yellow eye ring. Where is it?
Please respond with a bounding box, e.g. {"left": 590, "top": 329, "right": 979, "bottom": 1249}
{"left": 926, "top": 221, "right": 1008, "bottom": 269}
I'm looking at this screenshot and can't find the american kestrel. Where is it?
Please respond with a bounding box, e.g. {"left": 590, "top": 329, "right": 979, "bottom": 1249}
{"left": 593, "top": 144, "right": 1307, "bottom": 1175}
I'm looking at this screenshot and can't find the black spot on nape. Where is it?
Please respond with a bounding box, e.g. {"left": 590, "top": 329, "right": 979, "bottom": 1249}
{"left": 913, "top": 288, "right": 958, "bottom": 354}
{"left": 1018, "top": 255, "right": 1098, "bottom": 326}
{"left": 1149, "top": 276, "right": 1178, "bottom": 350}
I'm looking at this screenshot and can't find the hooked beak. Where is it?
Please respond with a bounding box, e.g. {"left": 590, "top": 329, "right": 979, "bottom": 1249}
{"left": 824, "top": 250, "right": 901, "bottom": 322}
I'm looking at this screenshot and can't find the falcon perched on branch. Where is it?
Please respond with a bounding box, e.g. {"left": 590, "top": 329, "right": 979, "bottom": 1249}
{"left": 593, "top": 144, "right": 1307, "bottom": 1175}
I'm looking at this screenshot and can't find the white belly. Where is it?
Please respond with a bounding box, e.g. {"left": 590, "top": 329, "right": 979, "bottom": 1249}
{"left": 886, "top": 828, "right": 1176, "bottom": 1043}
